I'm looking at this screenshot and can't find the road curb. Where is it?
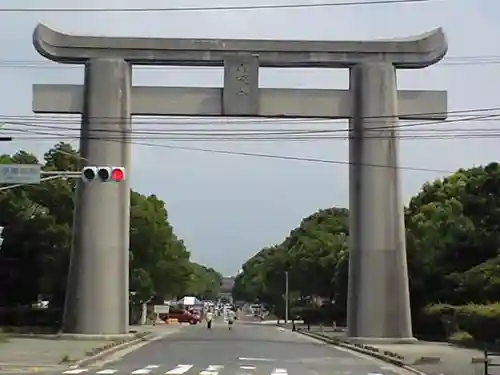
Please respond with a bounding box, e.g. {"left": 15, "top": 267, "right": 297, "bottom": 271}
{"left": 293, "top": 329, "right": 429, "bottom": 375}
{"left": 71, "top": 333, "right": 155, "bottom": 367}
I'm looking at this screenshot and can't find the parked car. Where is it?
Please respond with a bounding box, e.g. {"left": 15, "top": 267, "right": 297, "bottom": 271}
{"left": 168, "top": 308, "right": 200, "bottom": 324}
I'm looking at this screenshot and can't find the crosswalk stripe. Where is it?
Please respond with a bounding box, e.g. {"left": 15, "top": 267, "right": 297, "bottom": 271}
{"left": 61, "top": 364, "right": 335, "bottom": 375}
{"left": 131, "top": 369, "right": 153, "bottom": 374}
{"left": 199, "top": 365, "right": 224, "bottom": 375}
{"left": 165, "top": 365, "right": 194, "bottom": 374}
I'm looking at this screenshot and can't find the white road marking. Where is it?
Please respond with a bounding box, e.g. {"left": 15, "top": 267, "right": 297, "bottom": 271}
{"left": 131, "top": 369, "right": 153, "bottom": 374}
{"left": 200, "top": 365, "right": 224, "bottom": 374}
{"left": 145, "top": 366, "right": 160, "bottom": 369}
{"left": 238, "top": 357, "right": 275, "bottom": 361}
{"left": 165, "top": 365, "right": 193, "bottom": 374}
{"left": 95, "top": 370, "right": 118, "bottom": 374}
{"left": 367, "top": 373, "right": 384, "bottom": 375}
{"left": 271, "top": 369, "right": 288, "bottom": 375}
{"left": 63, "top": 370, "right": 89, "bottom": 374}
{"left": 240, "top": 366, "right": 256, "bottom": 370}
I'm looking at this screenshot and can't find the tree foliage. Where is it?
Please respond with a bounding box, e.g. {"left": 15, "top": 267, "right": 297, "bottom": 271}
{"left": 0, "top": 142, "right": 222, "bottom": 322}
{"left": 233, "top": 162, "right": 500, "bottom": 336}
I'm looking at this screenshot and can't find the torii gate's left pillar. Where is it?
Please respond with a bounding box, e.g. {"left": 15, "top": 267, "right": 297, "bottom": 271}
{"left": 34, "top": 25, "right": 133, "bottom": 334}
{"left": 63, "top": 59, "right": 132, "bottom": 334}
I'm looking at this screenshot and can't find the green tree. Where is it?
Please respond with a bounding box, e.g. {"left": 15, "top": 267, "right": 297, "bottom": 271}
{"left": 234, "top": 161, "right": 500, "bottom": 327}
{"left": 184, "top": 263, "right": 222, "bottom": 300}
{"left": 233, "top": 208, "right": 349, "bottom": 313}
{"left": 0, "top": 143, "right": 222, "bottom": 325}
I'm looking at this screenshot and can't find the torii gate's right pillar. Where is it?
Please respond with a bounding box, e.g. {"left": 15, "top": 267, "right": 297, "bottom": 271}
{"left": 347, "top": 62, "right": 414, "bottom": 342}
{"left": 343, "top": 28, "right": 447, "bottom": 342}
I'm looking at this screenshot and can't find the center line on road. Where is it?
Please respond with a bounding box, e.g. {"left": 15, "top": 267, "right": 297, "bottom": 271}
{"left": 240, "top": 366, "right": 256, "bottom": 370}
{"left": 95, "top": 370, "right": 118, "bottom": 374}
{"left": 63, "top": 370, "right": 89, "bottom": 374}
{"left": 238, "top": 357, "right": 275, "bottom": 361}
{"left": 165, "top": 365, "right": 194, "bottom": 374}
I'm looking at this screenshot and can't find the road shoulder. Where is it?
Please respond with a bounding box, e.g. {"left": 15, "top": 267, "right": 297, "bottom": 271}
{"left": 288, "top": 325, "right": 486, "bottom": 375}
{"left": 0, "top": 325, "right": 186, "bottom": 373}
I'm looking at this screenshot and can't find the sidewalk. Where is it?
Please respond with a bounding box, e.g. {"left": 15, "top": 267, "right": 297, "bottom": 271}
{"left": 0, "top": 325, "right": 182, "bottom": 373}
{"left": 288, "top": 324, "right": 490, "bottom": 375}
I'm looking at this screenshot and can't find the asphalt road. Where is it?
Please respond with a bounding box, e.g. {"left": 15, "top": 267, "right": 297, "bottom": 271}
{"left": 59, "top": 318, "right": 412, "bottom": 375}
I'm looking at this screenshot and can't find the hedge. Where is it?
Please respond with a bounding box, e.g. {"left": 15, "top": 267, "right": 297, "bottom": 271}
{"left": 0, "top": 307, "right": 62, "bottom": 327}
{"left": 283, "top": 304, "right": 346, "bottom": 325}
{"left": 421, "top": 302, "right": 500, "bottom": 344}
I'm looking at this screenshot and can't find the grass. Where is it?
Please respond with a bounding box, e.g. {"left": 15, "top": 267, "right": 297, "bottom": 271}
{"left": 0, "top": 333, "right": 10, "bottom": 343}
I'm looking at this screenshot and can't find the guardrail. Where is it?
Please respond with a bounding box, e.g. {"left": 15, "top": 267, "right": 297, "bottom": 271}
{"left": 285, "top": 321, "right": 346, "bottom": 333}
{"left": 481, "top": 347, "right": 500, "bottom": 375}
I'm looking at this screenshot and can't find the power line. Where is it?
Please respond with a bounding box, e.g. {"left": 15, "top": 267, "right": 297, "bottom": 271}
{"left": 0, "top": 120, "right": 459, "bottom": 172}
{"left": 0, "top": 106, "right": 497, "bottom": 124}
{"left": 0, "top": 129, "right": 454, "bottom": 174}
{"left": 4, "top": 113, "right": 500, "bottom": 139}
{"left": 2, "top": 108, "right": 500, "bottom": 139}
{"left": 0, "top": 120, "right": 479, "bottom": 173}
{"left": 0, "top": 0, "right": 438, "bottom": 13}
{"left": 0, "top": 109, "right": 495, "bottom": 174}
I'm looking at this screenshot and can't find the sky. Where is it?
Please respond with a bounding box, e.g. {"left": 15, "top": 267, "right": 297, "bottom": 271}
{"left": 0, "top": 0, "right": 499, "bottom": 276}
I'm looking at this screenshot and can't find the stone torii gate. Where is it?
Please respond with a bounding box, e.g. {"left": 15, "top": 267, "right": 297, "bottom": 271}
{"left": 32, "top": 24, "right": 447, "bottom": 339}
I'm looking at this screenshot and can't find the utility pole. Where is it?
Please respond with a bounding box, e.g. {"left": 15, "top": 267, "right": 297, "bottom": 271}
{"left": 285, "top": 271, "right": 289, "bottom": 325}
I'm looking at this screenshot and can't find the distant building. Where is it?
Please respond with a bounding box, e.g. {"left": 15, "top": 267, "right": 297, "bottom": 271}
{"left": 220, "top": 277, "right": 235, "bottom": 293}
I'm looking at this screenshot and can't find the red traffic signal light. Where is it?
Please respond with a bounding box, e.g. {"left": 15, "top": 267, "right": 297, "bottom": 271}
{"left": 111, "top": 168, "right": 124, "bottom": 182}
{"left": 81, "top": 166, "right": 126, "bottom": 183}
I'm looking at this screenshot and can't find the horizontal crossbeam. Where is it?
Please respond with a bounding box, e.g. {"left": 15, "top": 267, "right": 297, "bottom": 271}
{"left": 34, "top": 24, "right": 447, "bottom": 69}
{"left": 33, "top": 84, "right": 447, "bottom": 120}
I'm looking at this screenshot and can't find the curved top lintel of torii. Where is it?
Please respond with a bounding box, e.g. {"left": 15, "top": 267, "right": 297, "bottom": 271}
{"left": 33, "top": 23, "right": 447, "bottom": 69}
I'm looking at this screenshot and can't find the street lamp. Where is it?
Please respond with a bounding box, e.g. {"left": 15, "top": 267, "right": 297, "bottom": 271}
{"left": 285, "top": 271, "right": 289, "bottom": 324}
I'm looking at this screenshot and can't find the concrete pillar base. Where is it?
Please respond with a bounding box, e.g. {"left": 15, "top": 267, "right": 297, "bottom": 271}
{"left": 56, "top": 333, "right": 136, "bottom": 340}
{"left": 346, "top": 336, "right": 418, "bottom": 344}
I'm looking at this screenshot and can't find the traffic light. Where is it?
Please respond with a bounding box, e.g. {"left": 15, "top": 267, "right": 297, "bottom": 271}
{"left": 81, "top": 166, "right": 126, "bottom": 183}
{"left": 0, "top": 226, "right": 4, "bottom": 250}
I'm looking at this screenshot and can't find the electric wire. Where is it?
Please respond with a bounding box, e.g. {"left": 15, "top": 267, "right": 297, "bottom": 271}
{"left": 0, "top": 111, "right": 494, "bottom": 174}
{"left": 2, "top": 108, "right": 500, "bottom": 141}
{"left": 1, "top": 127, "right": 454, "bottom": 174}
{"left": 0, "top": 105, "right": 496, "bottom": 125}
{"left": 0, "top": 0, "right": 441, "bottom": 13}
